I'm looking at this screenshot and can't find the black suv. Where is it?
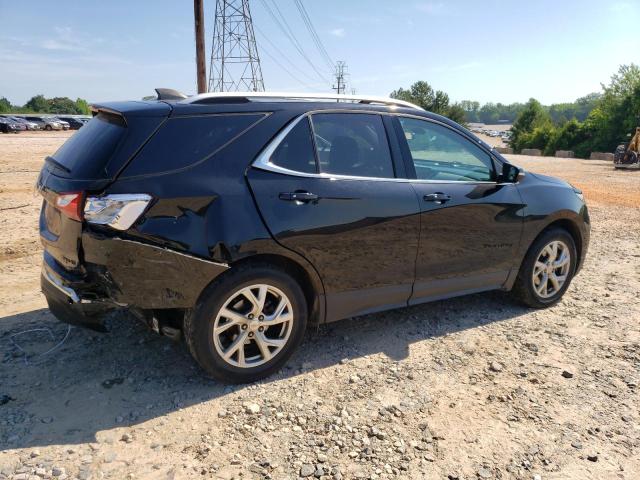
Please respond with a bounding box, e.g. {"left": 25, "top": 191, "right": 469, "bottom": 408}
{"left": 38, "top": 91, "right": 590, "bottom": 383}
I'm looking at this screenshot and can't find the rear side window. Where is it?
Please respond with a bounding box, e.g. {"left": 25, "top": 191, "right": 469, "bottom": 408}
{"left": 124, "top": 113, "right": 265, "bottom": 177}
{"left": 310, "top": 113, "right": 394, "bottom": 178}
{"left": 50, "top": 112, "right": 125, "bottom": 176}
{"left": 270, "top": 117, "right": 317, "bottom": 173}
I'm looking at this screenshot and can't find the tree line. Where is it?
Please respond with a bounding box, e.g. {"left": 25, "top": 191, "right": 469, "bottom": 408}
{"left": 458, "top": 94, "right": 601, "bottom": 125}
{"left": 391, "top": 63, "right": 638, "bottom": 157}
{"left": 0, "top": 95, "right": 91, "bottom": 115}
{"left": 510, "top": 64, "right": 640, "bottom": 157}
{"left": 390, "top": 82, "right": 602, "bottom": 127}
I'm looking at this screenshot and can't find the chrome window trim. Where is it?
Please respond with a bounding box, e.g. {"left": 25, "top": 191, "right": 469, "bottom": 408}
{"left": 251, "top": 111, "right": 503, "bottom": 185}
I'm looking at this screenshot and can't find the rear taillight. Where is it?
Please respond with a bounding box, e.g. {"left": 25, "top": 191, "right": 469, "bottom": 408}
{"left": 84, "top": 194, "right": 152, "bottom": 231}
{"left": 55, "top": 192, "right": 85, "bottom": 221}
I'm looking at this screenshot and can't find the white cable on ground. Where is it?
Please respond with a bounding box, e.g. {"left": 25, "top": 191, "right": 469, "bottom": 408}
{"left": 9, "top": 324, "right": 72, "bottom": 365}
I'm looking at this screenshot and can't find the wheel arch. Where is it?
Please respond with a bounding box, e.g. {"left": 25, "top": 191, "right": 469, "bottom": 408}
{"left": 201, "top": 252, "right": 326, "bottom": 326}
{"left": 541, "top": 218, "right": 583, "bottom": 267}
{"left": 505, "top": 214, "right": 585, "bottom": 290}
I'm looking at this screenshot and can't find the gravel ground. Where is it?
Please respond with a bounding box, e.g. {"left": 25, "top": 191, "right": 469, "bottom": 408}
{"left": 1, "top": 132, "right": 639, "bottom": 480}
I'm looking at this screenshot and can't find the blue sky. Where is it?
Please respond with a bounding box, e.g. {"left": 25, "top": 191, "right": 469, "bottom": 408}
{"left": 0, "top": 0, "right": 638, "bottom": 106}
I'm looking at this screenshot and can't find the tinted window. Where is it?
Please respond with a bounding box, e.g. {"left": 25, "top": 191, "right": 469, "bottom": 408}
{"left": 399, "top": 117, "right": 494, "bottom": 182}
{"left": 311, "top": 113, "right": 394, "bottom": 178}
{"left": 50, "top": 112, "right": 126, "bottom": 174}
{"left": 270, "top": 117, "right": 317, "bottom": 173}
{"left": 124, "top": 114, "right": 264, "bottom": 176}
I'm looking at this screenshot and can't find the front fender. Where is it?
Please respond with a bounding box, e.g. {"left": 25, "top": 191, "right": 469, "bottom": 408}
{"left": 503, "top": 176, "right": 590, "bottom": 289}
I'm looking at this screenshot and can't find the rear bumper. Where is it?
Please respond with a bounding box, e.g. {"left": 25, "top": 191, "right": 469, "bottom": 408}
{"left": 41, "top": 233, "right": 229, "bottom": 330}
{"left": 41, "top": 259, "right": 114, "bottom": 332}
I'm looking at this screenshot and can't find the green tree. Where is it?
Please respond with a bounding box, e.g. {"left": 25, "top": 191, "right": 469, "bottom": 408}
{"left": 447, "top": 103, "right": 467, "bottom": 124}
{"left": 49, "top": 97, "right": 81, "bottom": 114}
{"left": 24, "top": 94, "right": 50, "bottom": 113}
{"left": 478, "top": 103, "right": 499, "bottom": 124}
{"left": 390, "top": 81, "right": 466, "bottom": 123}
{"left": 0, "top": 97, "right": 12, "bottom": 113}
{"left": 510, "top": 98, "right": 552, "bottom": 152}
{"left": 390, "top": 81, "right": 449, "bottom": 115}
{"left": 544, "top": 119, "right": 589, "bottom": 156}
{"left": 75, "top": 98, "right": 90, "bottom": 115}
{"left": 564, "top": 64, "right": 640, "bottom": 156}
{"left": 459, "top": 100, "right": 480, "bottom": 122}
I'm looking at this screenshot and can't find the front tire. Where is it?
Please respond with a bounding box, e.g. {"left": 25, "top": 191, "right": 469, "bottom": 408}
{"left": 511, "top": 228, "right": 577, "bottom": 308}
{"left": 184, "top": 264, "right": 307, "bottom": 383}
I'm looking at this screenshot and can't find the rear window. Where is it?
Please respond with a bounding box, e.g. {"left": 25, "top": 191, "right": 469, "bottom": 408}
{"left": 270, "top": 117, "right": 317, "bottom": 174}
{"left": 123, "top": 113, "right": 265, "bottom": 177}
{"left": 311, "top": 113, "right": 394, "bottom": 178}
{"left": 50, "top": 112, "right": 125, "bottom": 175}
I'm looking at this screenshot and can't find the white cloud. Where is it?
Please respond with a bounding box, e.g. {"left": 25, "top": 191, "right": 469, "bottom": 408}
{"left": 329, "top": 28, "right": 346, "bottom": 37}
{"left": 610, "top": 2, "right": 633, "bottom": 12}
{"left": 41, "top": 39, "right": 84, "bottom": 52}
{"left": 40, "top": 26, "right": 87, "bottom": 52}
{"left": 415, "top": 2, "right": 446, "bottom": 14}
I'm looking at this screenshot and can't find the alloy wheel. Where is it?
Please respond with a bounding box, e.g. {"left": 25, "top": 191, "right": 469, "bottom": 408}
{"left": 212, "top": 284, "right": 294, "bottom": 368}
{"left": 531, "top": 240, "right": 571, "bottom": 299}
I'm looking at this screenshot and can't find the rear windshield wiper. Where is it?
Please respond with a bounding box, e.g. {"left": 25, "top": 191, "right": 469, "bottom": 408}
{"left": 45, "top": 156, "right": 71, "bottom": 174}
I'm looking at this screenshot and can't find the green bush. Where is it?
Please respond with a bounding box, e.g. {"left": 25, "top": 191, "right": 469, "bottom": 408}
{"left": 510, "top": 64, "right": 640, "bottom": 157}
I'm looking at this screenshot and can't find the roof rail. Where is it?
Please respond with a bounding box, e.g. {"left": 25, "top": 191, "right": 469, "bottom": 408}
{"left": 179, "top": 92, "right": 424, "bottom": 111}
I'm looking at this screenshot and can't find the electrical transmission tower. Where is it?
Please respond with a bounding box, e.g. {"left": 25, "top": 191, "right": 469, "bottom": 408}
{"left": 332, "top": 61, "right": 348, "bottom": 95}
{"left": 209, "top": 0, "right": 264, "bottom": 92}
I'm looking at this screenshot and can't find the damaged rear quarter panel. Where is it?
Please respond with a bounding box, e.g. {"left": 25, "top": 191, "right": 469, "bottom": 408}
{"left": 82, "top": 233, "right": 229, "bottom": 309}
{"left": 80, "top": 110, "right": 316, "bottom": 309}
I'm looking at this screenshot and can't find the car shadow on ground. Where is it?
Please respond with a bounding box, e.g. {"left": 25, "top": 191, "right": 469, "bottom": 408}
{"left": 1, "top": 290, "right": 529, "bottom": 450}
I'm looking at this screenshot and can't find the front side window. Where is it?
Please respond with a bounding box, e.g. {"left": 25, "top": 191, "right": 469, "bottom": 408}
{"left": 269, "top": 117, "right": 317, "bottom": 174}
{"left": 399, "top": 117, "right": 495, "bottom": 182}
{"left": 310, "top": 113, "right": 394, "bottom": 178}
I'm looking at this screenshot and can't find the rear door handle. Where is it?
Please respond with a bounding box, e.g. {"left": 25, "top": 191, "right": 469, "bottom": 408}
{"left": 424, "top": 192, "right": 451, "bottom": 204}
{"left": 279, "top": 191, "right": 319, "bottom": 203}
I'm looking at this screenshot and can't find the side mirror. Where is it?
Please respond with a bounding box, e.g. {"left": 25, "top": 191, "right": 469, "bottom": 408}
{"left": 499, "top": 163, "right": 523, "bottom": 183}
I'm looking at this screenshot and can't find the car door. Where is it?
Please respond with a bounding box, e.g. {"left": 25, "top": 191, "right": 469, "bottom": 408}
{"left": 392, "top": 115, "right": 525, "bottom": 304}
{"left": 247, "top": 111, "right": 421, "bottom": 322}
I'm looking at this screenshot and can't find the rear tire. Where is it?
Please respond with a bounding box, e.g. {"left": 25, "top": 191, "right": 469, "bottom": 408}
{"left": 45, "top": 125, "right": 52, "bottom": 131}
{"left": 184, "top": 263, "right": 307, "bottom": 383}
{"left": 511, "top": 228, "right": 577, "bottom": 308}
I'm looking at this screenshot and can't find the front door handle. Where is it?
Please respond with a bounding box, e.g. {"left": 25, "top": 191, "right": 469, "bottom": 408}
{"left": 279, "top": 191, "right": 319, "bottom": 203}
{"left": 424, "top": 192, "right": 451, "bottom": 204}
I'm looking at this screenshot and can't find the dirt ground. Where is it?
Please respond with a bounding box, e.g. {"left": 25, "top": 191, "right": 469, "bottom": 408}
{"left": 1, "top": 131, "right": 639, "bottom": 480}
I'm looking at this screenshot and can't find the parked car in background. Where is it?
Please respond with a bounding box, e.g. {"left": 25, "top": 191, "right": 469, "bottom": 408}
{"left": 56, "top": 116, "right": 86, "bottom": 130}
{"left": 5, "top": 115, "right": 42, "bottom": 130}
{"left": 0, "top": 116, "right": 26, "bottom": 133}
{"left": 51, "top": 117, "right": 71, "bottom": 130}
{"left": 24, "top": 116, "right": 64, "bottom": 131}
{"left": 37, "top": 91, "right": 590, "bottom": 383}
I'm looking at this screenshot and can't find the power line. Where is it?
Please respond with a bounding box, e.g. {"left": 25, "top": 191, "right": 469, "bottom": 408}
{"left": 253, "top": 23, "right": 319, "bottom": 84}
{"left": 293, "top": 0, "right": 334, "bottom": 71}
{"left": 257, "top": 0, "right": 329, "bottom": 84}
{"left": 332, "top": 61, "right": 348, "bottom": 95}
{"left": 259, "top": 40, "right": 318, "bottom": 90}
